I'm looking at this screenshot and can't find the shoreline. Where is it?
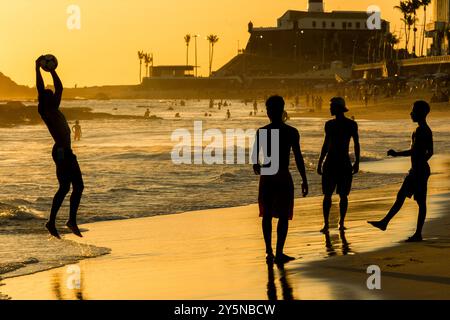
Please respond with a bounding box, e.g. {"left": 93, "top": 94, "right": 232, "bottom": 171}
{"left": 298, "top": 191, "right": 450, "bottom": 299}
{"left": 297, "top": 156, "right": 450, "bottom": 299}
{"left": 1, "top": 155, "right": 448, "bottom": 299}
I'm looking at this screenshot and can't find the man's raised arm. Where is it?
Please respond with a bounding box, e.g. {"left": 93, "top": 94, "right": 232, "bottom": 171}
{"left": 50, "top": 70, "right": 63, "bottom": 105}
{"left": 35, "top": 57, "right": 45, "bottom": 95}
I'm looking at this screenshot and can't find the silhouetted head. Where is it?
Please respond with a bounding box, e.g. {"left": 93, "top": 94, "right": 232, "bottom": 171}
{"left": 266, "top": 95, "right": 285, "bottom": 122}
{"left": 411, "top": 100, "right": 430, "bottom": 122}
{"left": 330, "top": 97, "right": 348, "bottom": 116}
{"left": 75, "top": 120, "right": 79, "bottom": 125}
{"left": 39, "top": 89, "right": 54, "bottom": 106}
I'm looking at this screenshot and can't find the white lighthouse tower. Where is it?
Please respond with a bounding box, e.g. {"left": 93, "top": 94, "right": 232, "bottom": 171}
{"left": 308, "top": 0, "right": 324, "bottom": 12}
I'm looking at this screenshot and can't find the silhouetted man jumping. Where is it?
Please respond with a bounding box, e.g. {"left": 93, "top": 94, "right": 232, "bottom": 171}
{"left": 369, "top": 100, "right": 433, "bottom": 242}
{"left": 253, "top": 95, "right": 308, "bottom": 264}
{"left": 36, "top": 56, "right": 83, "bottom": 238}
{"left": 317, "top": 97, "right": 360, "bottom": 233}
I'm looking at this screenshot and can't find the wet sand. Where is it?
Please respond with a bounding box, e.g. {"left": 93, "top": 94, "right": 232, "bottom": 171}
{"left": 288, "top": 96, "right": 450, "bottom": 121}
{"left": 297, "top": 156, "right": 450, "bottom": 299}
{"left": 0, "top": 156, "right": 448, "bottom": 300}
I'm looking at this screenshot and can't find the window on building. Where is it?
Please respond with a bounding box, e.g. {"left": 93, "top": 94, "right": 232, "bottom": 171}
{"left": 342, "top": 22, "right": 347, "bottom": 29}
{"left": 322, "top": 21, "right": 326, "bottom": 28}
{"left": 356, "top": 22, "right": 361, "bottom": 29}
{"left": 331, "top": 22, "right": 335, "bottom": 28}
{"left": 312, "top": 21, "right": 316, "bottom": 28}
{"left": 348, "top": 22, "right": 352, "bottom": 28}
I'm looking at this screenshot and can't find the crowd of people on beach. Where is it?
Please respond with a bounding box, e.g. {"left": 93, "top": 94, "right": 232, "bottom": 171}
{"left": 33, "top": 56, "right": 434, "bottom": 267}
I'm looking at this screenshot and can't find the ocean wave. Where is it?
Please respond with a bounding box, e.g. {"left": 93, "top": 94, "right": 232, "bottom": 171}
{"left": 84, "top": 215, "right": 129, "bottom": 223}
{"left": 214, "top": 172, "right": 238, "bottom": 182}
{"left": 0, "top": 238, "right": 111, "bottom": 280}
{"left": 0, "top": 257, "right": 39, "bottom": 276}
{"left": 108, "top": 187, "right": 140, "bottom": 193}
{"left": 102, "top": 152, "right": 171, "bottom": 161}
{"left": 360, "top": 155, "right": 384, "bottom": 162}
{"left": 0, "top": 204, "right": 45, "bottom": 225}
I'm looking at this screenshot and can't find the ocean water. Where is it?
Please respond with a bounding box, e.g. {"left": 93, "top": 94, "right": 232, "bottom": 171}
{"left": 0, "top": 99, "right": 449, "bottom": 280}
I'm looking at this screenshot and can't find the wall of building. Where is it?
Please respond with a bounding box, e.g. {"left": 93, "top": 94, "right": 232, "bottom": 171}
{"left": 434, "top": 0, "right": 450, "bottom": 22}
{"left": 245, "top": 27, "right": 386, "bottom": 70}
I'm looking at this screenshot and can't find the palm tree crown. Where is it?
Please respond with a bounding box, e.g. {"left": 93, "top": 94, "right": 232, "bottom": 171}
{"left": 137, "top": 50, "right": 145, "bottom": 83}
{"left": 207, "top": 34, "right": 219, "bottom": 76}
{"left": 184, "top": 34, "right": 191, "bottom": 66}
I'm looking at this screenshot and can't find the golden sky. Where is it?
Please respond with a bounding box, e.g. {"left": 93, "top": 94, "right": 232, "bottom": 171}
{"left": 0, "top": 0, "right": 434, "bottom": 87}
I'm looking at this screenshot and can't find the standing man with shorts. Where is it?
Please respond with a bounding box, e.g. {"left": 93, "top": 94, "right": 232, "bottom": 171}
{"left": 317, "top": 97, "right": 360, "bottom": 233}
{"left": 253, "top": 95, "right": 308, "bottom": 264}
{"left": 368, "top": 101, "right": 433, "bottom": 242}
{"left": 36, "top": 56, "right": 84, "bottom": 238}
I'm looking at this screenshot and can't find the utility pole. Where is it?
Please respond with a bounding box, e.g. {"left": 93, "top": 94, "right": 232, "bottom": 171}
{"left": 194, "top": 35, "right": 199, "bottom": 77}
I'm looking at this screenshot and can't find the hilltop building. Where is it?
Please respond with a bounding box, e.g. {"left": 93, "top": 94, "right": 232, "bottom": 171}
{"left": 426, "top": 0, "right": 450, "bottom": 55}
{"left": 215, "top": 0, "right": 389, "bottom": 77}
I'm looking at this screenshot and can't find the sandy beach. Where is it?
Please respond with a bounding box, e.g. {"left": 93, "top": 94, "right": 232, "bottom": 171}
{"left": 1, "top": 155, "right": 448, "bottom": 300}
{"left": 3, "top": 0, "right": 450, "bottom": 305}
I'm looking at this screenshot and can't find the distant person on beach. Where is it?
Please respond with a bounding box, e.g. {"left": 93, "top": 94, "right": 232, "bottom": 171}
{"left": 253, "top": 100, "right": 258, "bottom": 113}
{"left": 144, "top": 108, "right": 150, "bottom": 119}
{"left": 226, "top": 109, "right": 231, "bottom": 119}
{"left": 253, "top": 95, "right": 308, "bottom": 264}
{"left": 368, "top": 101, "right": 433, "bottom": 242}
{"left": 317, "top": 97, "right": 360, "bottom": 233}
{"left": 36, "top": 56, "right": 83, "bottom": 238}
{"left": 72, "top": 120, "right": 82, "bottom": 141}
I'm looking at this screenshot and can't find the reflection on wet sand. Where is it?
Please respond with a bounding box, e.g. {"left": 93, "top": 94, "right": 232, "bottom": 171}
{"left": 324, "top": 230, "right": 352, "bottom": 258}
{"left": 266, "top": 262, "right": 294, "bottom": 300}
{"left": 51, "top": 266, "right": 85, "bottom": 300}
{"left": 0, "top": 282, "right": 10, "bottom": 300}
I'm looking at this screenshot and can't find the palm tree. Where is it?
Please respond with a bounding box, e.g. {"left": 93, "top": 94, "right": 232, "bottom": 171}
{"left": 384, "top": 32, "right": 400, "bottom": 60}
{"left": 144, "top": 53, "right": 152, "bottom": 77}
{"left": 420, "top": 0, "right": 432, "bottom": 56}
{"left": 406, "top": 14, "right": 417, "bottom": 55}
{"left": 395, "top": 1, "right": 412, "bottom": 53}
{"left": 391, "top": 34, "right": 400, "bottom": 60}
{"left": 137, "top": 50, "right": 145, "bottom": 83}
{"left": 184, "top": 34, "right": 191, "bottom": 66}
{"left": 409, "top": 0, "right": 421, "bottom": 56}
{"left": 207, "top": 34, "right": 219, "bottom": 76}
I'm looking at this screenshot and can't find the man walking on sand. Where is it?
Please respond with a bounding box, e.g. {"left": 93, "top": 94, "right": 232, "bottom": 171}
{"left": 368, "top": 101, "right": 433, "bottom": 242}
{"left": 317, "top": 97, "right": 360, "bottom": 233}
{"left": 36, "top": 56, "right": 84, "bottom": 238}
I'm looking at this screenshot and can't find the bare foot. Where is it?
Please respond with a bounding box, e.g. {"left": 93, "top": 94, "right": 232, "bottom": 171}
{"left": 405, "top": 234, "right": 422, "bottom": 242}
{"left": 320, "top": 225, "right": 329, "bottom": 233}
{"left": 339, "top": 224, "right": 347, "bottom": 231}
{"left": 368, "top": 220, "right": 387, "bottom": 231}
{"left": 66, "top": 221, "right": 83, "bottom": 237}
{"left": 45, "top": 222, "right": 61, "bottom": 239}
{"left": 274, "top": 254, "right": 295, "bottom": 264}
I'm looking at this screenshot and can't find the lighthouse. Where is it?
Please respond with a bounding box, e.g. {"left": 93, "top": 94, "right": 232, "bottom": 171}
{"left": 308, "top": 0, "right": 324, "bottom": 12}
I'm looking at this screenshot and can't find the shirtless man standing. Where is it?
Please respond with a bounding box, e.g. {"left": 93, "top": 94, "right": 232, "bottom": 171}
{"left": 317, "top": 97, "right": 360, "bottom": 233}
{"left": 36, "top": 56, "right": 83, "bottom": 238}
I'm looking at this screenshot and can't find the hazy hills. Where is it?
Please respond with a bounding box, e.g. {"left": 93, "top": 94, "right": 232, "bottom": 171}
{"left": 0, "top": 72, "right": 34, "bottom": 99}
